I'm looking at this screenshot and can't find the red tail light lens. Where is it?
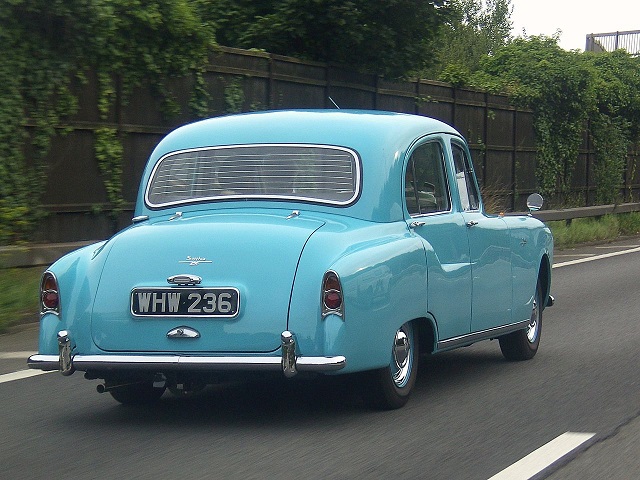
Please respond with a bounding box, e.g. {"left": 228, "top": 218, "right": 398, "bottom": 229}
{"left": 324, "top": 291, "right": 342, "bottom": 310}
{"left": 41, "top": 271, "right": 60, "bottom": 314}
{"left": 322, "top": 270, "right": 344, "bottom": 318}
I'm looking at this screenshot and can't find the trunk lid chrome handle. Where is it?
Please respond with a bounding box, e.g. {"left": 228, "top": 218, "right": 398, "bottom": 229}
{"left": 167, "top": 274, "right": 202, "bottom": 285}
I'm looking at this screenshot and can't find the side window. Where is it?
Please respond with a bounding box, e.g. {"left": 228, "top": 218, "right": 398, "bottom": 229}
{"left": 405, "top": 142, "right": 450, "bottom": 216}
{"left": 451, "top": 143, "right": 479, "bottom": 211}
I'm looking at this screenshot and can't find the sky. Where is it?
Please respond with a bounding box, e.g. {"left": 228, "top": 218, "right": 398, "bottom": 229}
{"left": 509, "top": 0, "right": 640, "bottom": 51}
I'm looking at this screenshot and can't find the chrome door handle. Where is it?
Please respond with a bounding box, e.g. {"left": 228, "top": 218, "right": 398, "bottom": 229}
{"left": 410, "top": 221, "right": 426, "bottom": 228}
{"left": 466, "top": 220, "right": 478, "bottom": 227}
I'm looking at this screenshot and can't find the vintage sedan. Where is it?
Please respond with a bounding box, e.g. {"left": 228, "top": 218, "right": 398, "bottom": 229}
{"left": 28, "top": 110, "right": 553, "bottom": 409}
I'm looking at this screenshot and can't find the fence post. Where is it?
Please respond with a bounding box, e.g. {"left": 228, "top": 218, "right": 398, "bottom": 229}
{"left": 373, "top": 75, "right": 379, "bottom": 111}
{"left": 586, "top": 117, "right": 592, "bottom": 206}
{"left": 268, "top": 55, "right": 275, "bottom": 109}
{"left": 512, "top": 108, "right": 518, "bottom": 211}
{"left": 482, "top": 91, "right": 488, "bottom": 191}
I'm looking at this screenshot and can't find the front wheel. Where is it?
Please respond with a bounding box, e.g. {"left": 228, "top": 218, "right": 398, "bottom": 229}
{"left": 499, "top": 283, "right": 542, "bottom": 361}
{"left": 363, "top": 321, "right": 419, "bottom": 410}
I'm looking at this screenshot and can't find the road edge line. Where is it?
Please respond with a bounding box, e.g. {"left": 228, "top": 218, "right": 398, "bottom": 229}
{"left": 553, "top": 246, "right": 640, "bottom": 268}
{"left": 487, "top": 432, "right": 595, "bottom": 480}
{"left": 0, "top": 369, "right": 53, "bottom": 384}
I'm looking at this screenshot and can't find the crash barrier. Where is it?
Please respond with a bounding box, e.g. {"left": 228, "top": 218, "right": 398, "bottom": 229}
{"left": 531, "top": 202, "right": 640, "bottom": 224}
{"left": 3, "top": 202, "right": 640, "bottom": 269}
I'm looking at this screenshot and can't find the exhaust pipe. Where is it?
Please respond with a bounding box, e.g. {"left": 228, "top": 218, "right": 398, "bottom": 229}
{"left": 96, "top": 380, "right": 145, "bottom": 394}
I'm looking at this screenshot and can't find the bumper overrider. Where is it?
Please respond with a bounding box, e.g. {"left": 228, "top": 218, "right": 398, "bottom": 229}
{"left": 27, "top": 330, "right": 346, "bottom": 378}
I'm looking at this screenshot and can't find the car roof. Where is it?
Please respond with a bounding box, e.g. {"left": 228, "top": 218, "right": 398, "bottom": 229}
{"left": 136, "top": 110, "right": 464, "bottom": 222}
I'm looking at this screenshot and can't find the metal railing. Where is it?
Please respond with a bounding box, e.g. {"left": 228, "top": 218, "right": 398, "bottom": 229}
{"left": 533, "top": 202, "right": 640, "bottom": 224}
{"left": 586, "top": 30, "right": 640, "bottom": 55}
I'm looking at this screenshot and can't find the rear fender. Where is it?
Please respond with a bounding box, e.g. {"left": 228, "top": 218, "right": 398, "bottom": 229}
{"left": 288, "top": 229, "right": 427, "bottom": 373}
{"left": 38, "top": 241, "right": 109, "bottom": 356}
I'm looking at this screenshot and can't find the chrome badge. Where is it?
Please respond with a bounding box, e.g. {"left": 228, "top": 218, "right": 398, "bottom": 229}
{"left": 179, "top": 256, "right": 213, "bottom": 266}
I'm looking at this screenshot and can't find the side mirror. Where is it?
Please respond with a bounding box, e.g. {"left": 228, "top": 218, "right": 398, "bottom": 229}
{"left": 526, "top": 193, "right": 544, "bottom": 213}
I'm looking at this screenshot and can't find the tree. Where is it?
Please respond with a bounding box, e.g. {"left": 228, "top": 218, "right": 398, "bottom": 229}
{"left": 428, "top": 0, "right": 512, "bottom": 82}
{"left": 198, "top": 0, "right": 451, "bottom": 78}
{"left": 473, "top": 36, "right": 595, "bottom": 202}
{"left": 583, "top": 50, "right": 640, "bottom": 203}
{"left": 468, "top": 35, "right": 640, "bottom": 205}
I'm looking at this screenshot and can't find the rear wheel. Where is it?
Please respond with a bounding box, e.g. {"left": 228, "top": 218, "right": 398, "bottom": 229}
{"left": 499, "top": 282, "right": 542, "bottom": 361}
{"left": 364, "top": 321, "right": 419, "bottom": 410}
{"left": 108, "top": 381, "right": 166, "bottom": 405}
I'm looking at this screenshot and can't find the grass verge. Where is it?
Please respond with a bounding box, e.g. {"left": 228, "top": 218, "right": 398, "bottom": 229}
{"left": 0, "top": 267, "right": 43, "bottom": 333}
{"left": 548, "top": 212, "right": 640, "bottom": 249}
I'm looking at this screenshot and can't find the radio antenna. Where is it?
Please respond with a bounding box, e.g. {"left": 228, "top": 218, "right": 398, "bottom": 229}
{"left": 328, "top": 97, "right": 341, "bottom": 109}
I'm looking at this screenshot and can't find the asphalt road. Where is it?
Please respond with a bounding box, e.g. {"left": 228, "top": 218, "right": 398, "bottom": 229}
{"left": 1, "top": 239, "right": 639, "bottom": 479}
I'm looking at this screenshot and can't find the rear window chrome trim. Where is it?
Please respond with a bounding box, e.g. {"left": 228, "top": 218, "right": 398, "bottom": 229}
{"left": 145, "top": 144, "right": 362, "bottom": 209}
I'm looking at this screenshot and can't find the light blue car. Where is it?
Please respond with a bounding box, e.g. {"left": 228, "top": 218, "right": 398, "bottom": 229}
{"left": 28, "top": 110, "right": 553, "bottom": 409}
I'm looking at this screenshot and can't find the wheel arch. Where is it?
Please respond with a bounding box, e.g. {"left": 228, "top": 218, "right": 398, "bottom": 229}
{"left": 413, "top": 316, "right": 437, "bottom": 355}
{"left": 538, "top": 253, "right": 552, "bottom": 310}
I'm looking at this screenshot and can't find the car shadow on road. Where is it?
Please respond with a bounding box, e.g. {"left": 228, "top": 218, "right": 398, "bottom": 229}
{"left": 58, "top": 345, "right": 515, "bottom": 429}
{"left": 85, "top": 373, "right": 368, "bottom": 427}
{"left": 417, "top": 345, "right": 511, "bottom": 393}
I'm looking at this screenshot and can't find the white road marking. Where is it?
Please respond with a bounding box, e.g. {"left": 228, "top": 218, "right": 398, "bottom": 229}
{"left": 553, "top": 246, "right": 640, "bottom": 268}
{"left": 0, "top": 351, "right": 36, "bottom": 360}
{"left": 0, "top": 369, "right": 53, "bottom": 384}
{"left": 595, "top": 244, "right": 639, "bottom": 249}
{"left": 488, "top": 432, "right": 595, "bottom": 480}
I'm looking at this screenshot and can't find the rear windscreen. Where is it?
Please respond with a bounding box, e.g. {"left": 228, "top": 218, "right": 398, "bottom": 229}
{"left": 146, "top": 144, "right": 361, "bottom": 208}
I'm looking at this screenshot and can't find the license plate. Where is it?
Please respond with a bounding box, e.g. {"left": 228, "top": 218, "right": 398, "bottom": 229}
{"left": 131, "top": 287, "right": 239, "bottom": 317}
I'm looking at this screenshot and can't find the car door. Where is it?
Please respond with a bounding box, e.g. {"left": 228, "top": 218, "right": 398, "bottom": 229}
{"left": 450, "top": 141, "right": 513, "bottom": 332}
{"left": 405, "top": 137, "right": 472, "bottom": 340}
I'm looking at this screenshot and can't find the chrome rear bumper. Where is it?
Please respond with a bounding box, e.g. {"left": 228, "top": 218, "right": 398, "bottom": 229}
{"left": 27, "top": 330, "right": 346, "bottom": 377}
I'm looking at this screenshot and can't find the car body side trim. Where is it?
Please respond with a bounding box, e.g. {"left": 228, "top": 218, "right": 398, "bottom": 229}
{"left": 436, "top": 320, "right": 530, "bottom": 351}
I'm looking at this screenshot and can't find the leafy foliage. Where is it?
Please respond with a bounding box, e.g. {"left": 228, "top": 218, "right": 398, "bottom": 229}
{"left": 585, "top": 50, "right": 640, "bottom": 203}
{"left": 0, "top": 1, "right": 93, "bottom": 243}
{"left": 95, "top": 127, "right": 125, "bottom": 212}
{"left": 433, "top": 5, "right": 640, "bottom": 207}
{"left": 0, "top": 1, "right": 216, "bottom": 244}
{"left": 430, "top": 0, "right": 512, "bottom": 81}
{"left": 461, "top": 35, "right": 640, "bottom": 206}
{"left": 223, "top": 78, "right": 245, "bottom": 114}
{"left": 475, "top": 37, "right": 594, "bottom": 201}
{"left": 202, "top": 0, "right": 450, "bottom": 78}
{"left": 591, "top": 114, "right": 629, "bottom": 204}
{"left": 90, "top": 1, "right": 215, "bottom": 115}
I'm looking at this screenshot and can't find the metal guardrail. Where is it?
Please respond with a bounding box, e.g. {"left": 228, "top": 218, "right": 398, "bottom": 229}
{"left": 531, "top": 202, "right": 640, "bottom": 223}
{"left": 0, "top": 241, "right": 97, "bottom": 269}
{"left": 2, "top": 203, "right": 640, "bottom": 268}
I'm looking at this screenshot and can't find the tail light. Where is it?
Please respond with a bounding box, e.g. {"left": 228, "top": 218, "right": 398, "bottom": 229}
{"left": 40, "top": 271, "right": 60, "bottom": 315}
{"left": 321, "top": 270, "right": 344, "bottom": 318}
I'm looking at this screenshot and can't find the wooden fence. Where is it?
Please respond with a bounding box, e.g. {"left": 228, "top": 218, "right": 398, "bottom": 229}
{"left": 34, "top": 46, "right": 640, "bottom": 243}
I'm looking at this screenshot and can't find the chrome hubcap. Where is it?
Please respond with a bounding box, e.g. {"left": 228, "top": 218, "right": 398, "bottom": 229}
{"left": 526, "top": 299, "right": 539, "bottom": 343}
{"left": 392, "top": 326, "right": 412, "bottom": 387}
